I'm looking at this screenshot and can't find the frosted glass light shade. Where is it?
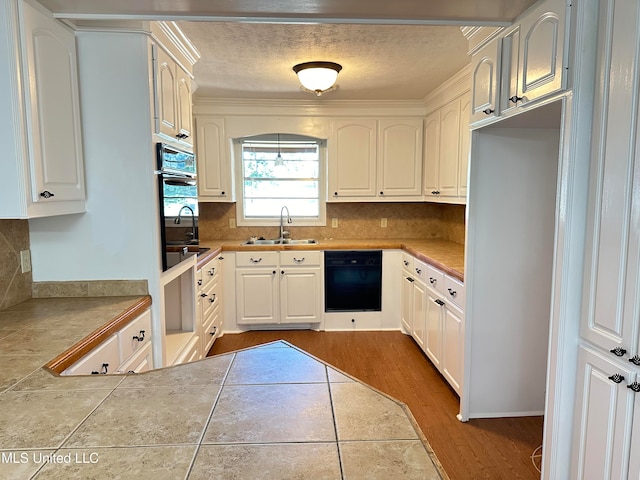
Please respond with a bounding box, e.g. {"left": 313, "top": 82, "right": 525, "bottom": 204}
{"left": 293, "top": 61, "right": 342, "bottom": 95}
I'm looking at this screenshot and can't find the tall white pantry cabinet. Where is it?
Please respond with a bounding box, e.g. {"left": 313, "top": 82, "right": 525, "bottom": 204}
{"left": 570, "top": 1, "right": 640, "bottom": 478}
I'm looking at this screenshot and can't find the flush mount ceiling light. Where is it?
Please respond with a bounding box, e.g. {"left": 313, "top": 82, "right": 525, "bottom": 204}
{"left": 292, "top": 61, "right": 342, "bottom": 96}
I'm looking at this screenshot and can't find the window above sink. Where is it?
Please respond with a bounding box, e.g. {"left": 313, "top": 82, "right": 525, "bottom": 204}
{"left": 234, "top": 133, "right": 327, "bottom": 227}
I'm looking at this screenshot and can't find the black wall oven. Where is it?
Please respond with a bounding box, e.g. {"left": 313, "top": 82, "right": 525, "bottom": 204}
{"left": 324, "top": 250, "right": 383, "bottom": 312}
{"left": 156, "top": 143, "right": 198, "bottom": 271}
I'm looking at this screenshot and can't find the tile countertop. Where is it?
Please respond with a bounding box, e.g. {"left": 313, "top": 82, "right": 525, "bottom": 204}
{"left": 0, "top": 296, "right": 447, "bottom": 479}
{"left": 200, "top": 238, "right": 465, "bottom": 281}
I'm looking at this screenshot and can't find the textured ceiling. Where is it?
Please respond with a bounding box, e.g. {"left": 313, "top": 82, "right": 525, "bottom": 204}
{"left": 35, "top": 0, "right": 540, "bottom": 101}
{"left": 179, "top": 22, "right": 471, "bottom": 100}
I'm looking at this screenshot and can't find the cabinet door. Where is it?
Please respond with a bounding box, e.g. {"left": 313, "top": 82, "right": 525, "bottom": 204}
{"left": 196, "top": 116, "right": 232, "bottom": 200}
{"left": 518, "top": 0, "right": 566, "bottom": 104}
{"left": 21, "top": 2, "right": 84, "bottom": 204}
{"left": 470, "top": 40, "right": 500, "bottom": 124}
{"left": 581, "top": 0, "right": 640, "bottom": 356}
{"left": 176, "top": 67, "right": 193, "bottom": 144}
{"left": 236, "top": 268, "right": 279, "bottom": 324}
{"left": 458, "top": 92, "right": 471, "bottom": 200}
{"left": 328, "top": 119, "right": 377, "bottom": 199}
{"left": 500, "top": 25, "right": 521, "bottom": 114}
{"left": 442, "top": 303, "right": 463, "bottom": 394}
{"left": 411, "top": 279, "right": 427, "bottom": 349}
{"left": 377, "top": 118, "right": 423, "bottom": 197}
{"left": 423, "top": 110, "right": 441, "bottom": 197}
{"left": 571, "top": 347, "right": 635, "bottom": 480}
{"left": 280, "top": 267, "right": 321, "bottom": 324}
{"left": 401, "top": 275, "right": 414, "bottom": 334}
{"left": 154, "top": 46, "right": 177, "bottom": 138}
{"left": 425, "top": 286, "right": 443, "bottom": 369}
{"left": 438, "top": 99, "right": 461, "bottom": 198}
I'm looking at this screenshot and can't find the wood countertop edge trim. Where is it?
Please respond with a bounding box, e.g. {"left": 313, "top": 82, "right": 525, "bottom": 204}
{"left": 196, "top": 246, "right": 222, "bottom": 269}
{"left": 44, "top": 296, "right": 152, "bottom": 375}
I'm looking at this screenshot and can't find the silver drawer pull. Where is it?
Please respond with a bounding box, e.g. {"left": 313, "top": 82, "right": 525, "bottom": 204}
{"left": 293, "top": 257, "right": 305, "bottom": 264}
{"left": 448, "top": 288, "right": 457, "bottom": 297}
{"left": 250, "top": 257, "right": 262, "bottom": 263}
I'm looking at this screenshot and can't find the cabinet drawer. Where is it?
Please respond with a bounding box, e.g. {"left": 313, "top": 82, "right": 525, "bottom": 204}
{"left": 64, "top": 334, "right": 119, "bottom": 376}
{"left": 413, "top": 259, "right": 429, "bottom": 283}
{"left": 444, "top": 275, "right": 465, "bottom": 309}
{"left": 401, "top": 252, "right": 414, "bottom": 272}
{"left": 236, "top": 251, "right": 279, "bottom": 267}
{"left": 117, "top": 343, "right": 153, "bottom": 374}
{"left": 200, "top": 260, "right": 219, "bottom": 290}
{"left": 201, "top": 280, "right": 220, "bottom": 318}
{"left": 118, "top": 309, "right": 152, "bottom": 363}
{"left": 425, "top": 264, "right": 445, "bottom": 294}
{"left": 280, "top": 251, "right": 321, "bottom": 266}
{"left": 174, "top": 335, "right": 201, "bottom": 365}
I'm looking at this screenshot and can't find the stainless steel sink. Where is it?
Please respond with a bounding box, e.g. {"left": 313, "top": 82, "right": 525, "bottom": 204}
{"left": 241, "top": 238, "right": 318, "bottom": 246}
{"left": 242, "top": 239, "right": 282, "bottom": 245}
{"left": 281, "top": 239, "right": 318, "bottom": 245}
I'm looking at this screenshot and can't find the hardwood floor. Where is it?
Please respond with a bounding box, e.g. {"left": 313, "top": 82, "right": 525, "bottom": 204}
{"left": 208, "top": 330, "right": 543, "bottom": 480}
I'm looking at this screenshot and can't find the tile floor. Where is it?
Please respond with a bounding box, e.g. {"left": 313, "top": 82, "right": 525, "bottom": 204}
{"left": 1, "top": 341, "right": 446, "bottom": 479}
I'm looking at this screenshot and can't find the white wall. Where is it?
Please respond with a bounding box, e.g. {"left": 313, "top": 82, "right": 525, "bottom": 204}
{"left": 463, "top": 118, "right": 561, "bottom": 418}
{"left": 29, "top": 32, "right": 160, "bottom": 282}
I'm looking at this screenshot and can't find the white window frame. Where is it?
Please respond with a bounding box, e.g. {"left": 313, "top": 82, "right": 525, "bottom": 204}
{"left": 234, "top": 135, "right": 327, "bottom": 227}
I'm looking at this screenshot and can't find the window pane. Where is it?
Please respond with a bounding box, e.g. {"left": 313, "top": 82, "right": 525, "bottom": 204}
{"left": 245, "top": 199, "right": 319, "bottom": 218}
{"left": 163, "top": 197, "right": 198, "bottom": 216}
{"left": 244, "top": 180, "right": 318, "bottom": 199}
{"left": 240, "top": 136, "right": 321, "bottom": 221}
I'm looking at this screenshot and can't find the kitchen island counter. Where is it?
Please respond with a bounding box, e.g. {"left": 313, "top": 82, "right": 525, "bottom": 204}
{"left": 0, "top": 296, "right": 446, "bottom": 479}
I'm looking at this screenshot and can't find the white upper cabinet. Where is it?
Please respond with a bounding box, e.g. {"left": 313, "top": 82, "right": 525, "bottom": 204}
{"left": 377, "top": 118, "right": 423, "bottom": 197}
{"left": 470, "top": 40, "right": 500, "bottom": 124}
{"left": 423, "top": 90, "right": 470, "bottom": 204}
{"left": 328, "top": 117, "right": 423, "bottom": 201}
{"left": 153, "top": 44, "right": 195, "bottom": 146}
{"left": 437, "top": 99, "right": 461, "bottom": 198}
{"left": 422, "top": 110, "right": 440, "bottom": 197}
{"left": 195, "top": 116, "right": 234, "bottom": 201}
{"left": 328, "top": 119, "right": 377, "bottom": 198}
{"left": 469, "top": 0, "right": 568, "bottom": 125}
{"left": 0, "top": 0, "right": 85, "bottom": 218}
{"left": 517, "top": 0, "right": 566, "bottom": 105}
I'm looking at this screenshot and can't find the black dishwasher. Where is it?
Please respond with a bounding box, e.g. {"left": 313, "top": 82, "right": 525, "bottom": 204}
{"left": 324, "top": 250, "right": 382, "bottom": 312}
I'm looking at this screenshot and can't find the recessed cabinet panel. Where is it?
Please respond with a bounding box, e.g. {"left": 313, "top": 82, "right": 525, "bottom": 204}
{"left": 236, "top": 269, "right": 278, "bottom": 324}
{"left": 328, "top": 119, "right": 377, "bottom": 198}
{"left": 177, "top": 73, "right": 192, "bottom": 140}
{"left": 425, "top": 286, "right": 443, "bottom": 369}
{"left": 443, "top": 304, "right": 463, "bottom": 393}
{"left": 470, "top": 41, "right": 499, "bottom": 123}
{"left": 412, "top": 279, "right": 427, "bottom": 349}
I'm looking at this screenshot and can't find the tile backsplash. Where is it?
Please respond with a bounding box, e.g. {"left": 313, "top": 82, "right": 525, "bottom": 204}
{"left": 0, "top": 220, "right": 32, "bottom": 310}
{"left": 199, "top": 202, "right": 465, "bottom": 244}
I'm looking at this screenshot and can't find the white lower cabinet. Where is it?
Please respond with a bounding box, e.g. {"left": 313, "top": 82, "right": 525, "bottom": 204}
{"left": 62, "top": 308, "right": 153, "bottom": 375}
{"left": 571, "top": 346, "right": 639, "bottom": 480}
{"left": 196, "top": 254, "right": 224, "bottom": 357}
{"left": 400, "top": 252, "right": 464, "bottom": 395}
{"left": 236, "top": 251, "right": 322, "bottom": 326}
